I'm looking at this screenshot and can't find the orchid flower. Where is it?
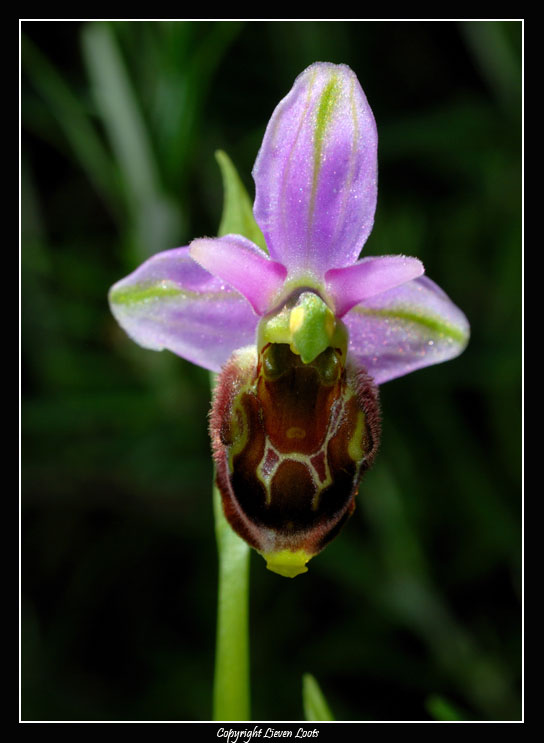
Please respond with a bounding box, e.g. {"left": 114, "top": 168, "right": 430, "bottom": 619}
{"left": 109, "top": 62, "right": 469, "bottom": 579}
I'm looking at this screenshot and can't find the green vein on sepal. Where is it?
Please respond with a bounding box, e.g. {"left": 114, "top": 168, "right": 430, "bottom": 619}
{"left": 109, "top": 283, "right": 240, "bottom": 306}
{"left": 109, "top": 284, "right": 182, "bottom": 305}
{"left": 215, "top": 150, "right": 267, "bottom": 253}
{"left": 351, "top": 306, "right": 469, "bottom": 345}
{"left": 313, "top": 74, "right": 340, "bottom": 178}
{"left": 302, "top": 673, "right": 335, "bottom": 721}
{"left": 310, "top": 74, "right": 340, "bottom": 224}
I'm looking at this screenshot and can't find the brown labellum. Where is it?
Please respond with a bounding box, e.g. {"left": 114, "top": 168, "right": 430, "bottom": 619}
{"left": 210, "top": 343, "right": 380, "bottom": 577}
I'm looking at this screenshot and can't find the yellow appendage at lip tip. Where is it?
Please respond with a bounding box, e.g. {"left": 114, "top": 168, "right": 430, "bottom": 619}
{"left": 261, "top": 549, "right": 313, "bottom": 578}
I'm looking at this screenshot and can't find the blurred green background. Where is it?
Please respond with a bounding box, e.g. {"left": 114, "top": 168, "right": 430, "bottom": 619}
{"left": 21, "top": 20, "right": 522, "bottom": 721}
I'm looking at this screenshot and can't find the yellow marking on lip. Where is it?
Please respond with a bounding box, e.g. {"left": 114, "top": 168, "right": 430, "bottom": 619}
{"left": 347, "top": 410, "right": 366, "bottom": 463}
{"left": 226, "top": 385, "right": 252, "bottom": 474}
{"left": 286, "top": 426, "right": 306, "bottom": 439}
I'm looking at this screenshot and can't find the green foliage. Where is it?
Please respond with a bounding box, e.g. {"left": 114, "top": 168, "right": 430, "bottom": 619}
{"left": 215, "top": 150, "right": 266, "bottom": 251}
{"left": 302, "top": 674, "right": 335, "bottom": 721}
{"left": 425, "top": 694, "right": 464, "bottom": 721}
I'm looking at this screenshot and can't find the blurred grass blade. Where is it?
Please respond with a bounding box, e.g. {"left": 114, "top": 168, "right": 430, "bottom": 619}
{"left": 81, "top": 22, "right": 160, "bottom": 204}
{"left": 425, "top": 694, "right": 464, "bottom": 721}
{"left": 21, "top": 34, "right": 121, "bottom": 215}
{"left": 81, "top": 22, "right": 180, "bottom": 260}
{"left": 302, "top": 673, "right": 334, "bottom": 721}
{"left": 157, "top": 23, "right": 243, "bottom": 182}
{"left": 215, "top": 150, "right": 267, "bottom": 251}
{"left": 460, "top": 21, "right": 521, "bottom": 112}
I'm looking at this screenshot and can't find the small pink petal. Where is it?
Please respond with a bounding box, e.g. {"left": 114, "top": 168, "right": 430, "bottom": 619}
{"left": 326, "top": 255, "right": 424, "bottom": 317}
{"left": 190, "top": 235, "right": 287, "bottom": 316}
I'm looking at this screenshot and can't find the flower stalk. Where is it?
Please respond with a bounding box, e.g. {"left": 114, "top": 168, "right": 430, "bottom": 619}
{"left": 212, "top": 447, "right": 251, "bottom": 720}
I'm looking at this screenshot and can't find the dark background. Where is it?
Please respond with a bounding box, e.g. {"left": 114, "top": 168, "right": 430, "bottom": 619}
{"left": 21, "top": 20, "right": 522, "bottom": 721}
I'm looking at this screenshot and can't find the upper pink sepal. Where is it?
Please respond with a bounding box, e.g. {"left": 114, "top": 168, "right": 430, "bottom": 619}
{"left": 190, "top": 235, "right": 287, "bottom": 316}
{"left": 325, "top": 255, "right": 424, "bottom": 317}
{"left": 252, "top": 62, "right": 377, "bottom": 280}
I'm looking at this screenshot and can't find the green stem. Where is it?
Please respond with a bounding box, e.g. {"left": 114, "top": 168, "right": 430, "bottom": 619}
{"left": 211, "top": 374, "right": 251, "bottom": 721}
